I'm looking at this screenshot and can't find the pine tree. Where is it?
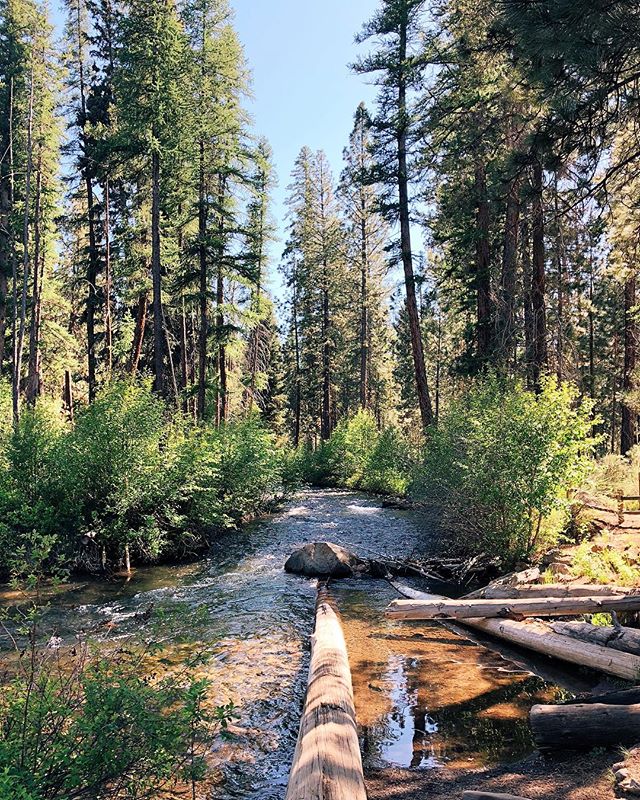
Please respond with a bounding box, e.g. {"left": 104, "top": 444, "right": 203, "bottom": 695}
{"left": 354, "top": 0, "right": 434, "bottom": 429}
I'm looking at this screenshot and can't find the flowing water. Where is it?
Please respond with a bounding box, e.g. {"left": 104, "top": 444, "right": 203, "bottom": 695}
{"left": 0, "top": 488, "right": 592, "bottom": 797}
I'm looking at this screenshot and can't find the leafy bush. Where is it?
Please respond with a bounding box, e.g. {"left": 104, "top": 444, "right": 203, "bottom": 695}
{"left": 417, "top": 376, "right": 597, "bottom": 567}
{"left": 0, "top": 380, "right": 295, "bottom": 578}
{"left": 0, "top": 632, "right": 233, "bottom": 800}
{"left": 180, "top": 415, "right": 287, "bottom": 529}
{"left": 299, "top": 410, "right": 414, "bottom": 496}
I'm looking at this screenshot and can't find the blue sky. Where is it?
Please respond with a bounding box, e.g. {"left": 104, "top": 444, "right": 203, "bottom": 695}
{"left": 231, "top": 0, "right": 379, "bottom": 270}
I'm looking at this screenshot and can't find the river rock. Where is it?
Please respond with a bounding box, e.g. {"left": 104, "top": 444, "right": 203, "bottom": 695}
{"left": 284, "top": 542, "right": 367, "bottom": 578}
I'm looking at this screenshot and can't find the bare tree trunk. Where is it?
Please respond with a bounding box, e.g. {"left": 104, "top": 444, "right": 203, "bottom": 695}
{"left": 215, "top": 175, "right": 227, "bottom": 425}
{"left": 63, "top": 369, "right": 74, "bottom": 422}
{"left": 128, "top": 292, "right": 147, "bottom": 374}
{"left": 180, "top": 296, "right": 189, "bottom": 413}
{"left": 292, "top": 263, "right": 301, "bottom": 448}
{"left": 474, "top": 159, "right": 492, "bottom": 363}
{"left": 104, "top": 178, "right": 113, "bottom": 377}
{"left": 498, "top": 175, "right": 520, "bottom": 367}
{"left": 14, "top": 68, "right": 34, "bottom": 423}
{"left": 151, "top": 149, "right": 164, "bottom": 395}
{"left": 26, "top": 153, "right": 43, "bottom": 405}
{"left": 359, "top": 214, "right": 369, "bottom": 409}
{"left": 621, "top": 273, "right": 637, "bottom": 455}
{"left": 531, "top": 157, "right": 548, "bottom": 392}
{"left": 197, "top": 140, "right": 208, "bottom": 420}
{"left": 397, "top": 14, "right": 433, "bottom": 429}
{"left": 73, "top": 0, "right": 101, "bottom": 402}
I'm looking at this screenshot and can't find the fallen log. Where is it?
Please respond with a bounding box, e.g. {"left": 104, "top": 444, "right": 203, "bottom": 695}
{"left": 386, "top": 594, "right": 640, "bottom": 621}
{"left": 390, "top": 584, "right": 640, "bottom": 680}
{"left": 530, "top": 702, "right": 640, "bottom": 750}
{"left": 550, "top": 620, "right": 640, "bottom": 656}
{"left": 475, "top": 583, "right": 631, "bottom": 600}
{"left": 285, "top": 588, "right": 367, "bottom": 800}
{"left": 462, "top": 793, "right": 533, "bottom": 800}
{"left": 564, "top": 686, "right": 640, "bottom": 706}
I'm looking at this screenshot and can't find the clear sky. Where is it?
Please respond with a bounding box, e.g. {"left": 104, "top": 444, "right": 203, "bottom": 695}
{"left": 231, "top": 0, "right": 380, "bottom": 269}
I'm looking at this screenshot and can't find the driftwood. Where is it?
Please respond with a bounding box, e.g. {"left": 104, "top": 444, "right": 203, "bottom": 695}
{"left": 390, "top": 584, "right": 640, "bottom": 680}
{"left": 386, "top": 594, "right": 640, "bottom": 621}
{"left": 551, "top": 621, "right": 640, "bottom": 656}
{"left": 463, "top": 568, "right": 541, "bottom": 598}
{"left": 462, "top": 793, "right": 533, "bottom": 800}
{"left": 285, "top": 588, "right": 367, "bottom": 800}
{"left": 530, "top": 702, "right": 640, "bottom": 750}
{"left": 473, "top": 583, "right": 631, "bottom": 600}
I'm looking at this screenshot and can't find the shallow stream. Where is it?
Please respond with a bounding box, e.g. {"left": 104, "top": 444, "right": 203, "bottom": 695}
{"left": 0, "top": 489, "right": 593, "bottom": 798}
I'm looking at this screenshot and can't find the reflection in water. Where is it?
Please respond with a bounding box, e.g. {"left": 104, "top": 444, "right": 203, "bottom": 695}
{"left": 0, "top": 490, "right": 590, "bottom": 797}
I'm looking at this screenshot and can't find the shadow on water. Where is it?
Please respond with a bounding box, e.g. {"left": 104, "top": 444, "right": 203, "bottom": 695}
{"left": 0, "top": 489, "right": 599, "bottom": 797}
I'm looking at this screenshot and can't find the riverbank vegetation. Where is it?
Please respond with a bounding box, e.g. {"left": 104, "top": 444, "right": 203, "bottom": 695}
{"left": 0, "top": 380, "right": 291, "bottom": 579}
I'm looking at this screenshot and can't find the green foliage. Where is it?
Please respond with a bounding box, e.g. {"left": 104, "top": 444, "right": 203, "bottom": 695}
{"left": 417, "top": 375, "right": 597, "bottom": 567}
{"left": 571, "top": 542, "right": 640, "bottom": 587}
{"left": 0, "top": 380, "right": 293, "bottom": 578}
{"left": 299, "top": 410, "right": 414, "bottom": 496}
{"left": 0, "top": 637, "right": 234, "bottom": 800}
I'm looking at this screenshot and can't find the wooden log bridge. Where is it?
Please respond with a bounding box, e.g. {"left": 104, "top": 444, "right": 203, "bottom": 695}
{"left": 285, "top": 587, "right": 367, "bottom": 800}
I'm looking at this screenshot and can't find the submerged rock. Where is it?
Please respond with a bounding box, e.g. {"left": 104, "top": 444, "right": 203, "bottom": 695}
{"left": 284, "top": 541, "right": 368, "bottom": 578}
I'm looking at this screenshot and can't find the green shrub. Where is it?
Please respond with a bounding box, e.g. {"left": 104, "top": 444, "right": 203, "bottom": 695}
{"left": 417, "top": 375, "right": 597, "bottom": 567}
{"left": 181, "top": 415, "right": 287, "bottom": 528}
{"left": 0, "top": 636, "right": 233, "bottom": 800}
{"left": 0, "top": 380, "right": 292, "bottom": 577}
{"left": 299, "top": 410, "right": 414, "bottom": 496}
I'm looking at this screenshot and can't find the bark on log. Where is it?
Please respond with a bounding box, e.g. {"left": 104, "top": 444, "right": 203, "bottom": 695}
{"left": 462, "top": 793, "right": 532, "bottom": 800}
{"left": 390, "top": 584, "right": 640, "bottom": 680}
{"left": 565, "top": 687, "right": 640, "bottom": 706}
{"left": 285, "top": 589, "right": 367, "bottom": 800}
{"left": 386, "top": 594, "right": 640, "bottom": 621}
{"left": 475, "top": 584, "right": 630, "bottom": 600}
{"left": 551, "top": 621, "right": 640, "bottom": 656}
{"left": 530, "top": 702, "right": 640, "bottom": 750}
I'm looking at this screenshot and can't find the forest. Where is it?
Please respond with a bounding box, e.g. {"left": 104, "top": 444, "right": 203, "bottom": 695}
{"left": 1, "top": 0, "right": 640, "bottom": 796}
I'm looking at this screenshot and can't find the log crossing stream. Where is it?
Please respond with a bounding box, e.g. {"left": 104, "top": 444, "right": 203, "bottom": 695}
{"left": 0, "top": 489, "right": 600, "bottom": 799}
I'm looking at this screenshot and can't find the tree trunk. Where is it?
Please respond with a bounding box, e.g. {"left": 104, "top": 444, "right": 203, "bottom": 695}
{"left": 180, "top": 296, "right": 189, "bottom": 414}
{"left": 292, "top": 264, "right": 301, "bottom": 448}
{"left": 474, "top": 159, "right": 492, "bottom": 363}
{"left": 397, "top": 14, "right": 433, "bottom": 429}
{"left": 14, "top": 68, "right": 34, "bottom": 423}
{"left": 622, "top": 272, "right": 637, "bottom": 454}
{"left": 63, "top": 369, "right": 74, "bottom": 422}
{"left": 321, "top": 264, "right": 331, "bottom": 440}
{"left": 128, "top": 292, "right": 148, "bottom": 374}
{"left": 215, "top": 175, "right": 227, "bottom": 426}
{"left": 151, "top": 149, "right": 164, "bottom": 395}
{"left": 530, "top": 702, "right": 640, "bottom": 750}
{"left": 359, "top": 214, "right": 369, "bottom": 409}
{"left": 74, "top": 0, "right": 101, "bottom": 403}
{"left": 498, "top": 175, "right": 520, "bottom": 367}
{"left": 530, "top": 158, "right": 547, "bottom": 391}
{"left": 197, "top": 140, "right": 208, "bottom": 420}
{"left": 104, "top": 179, "right": 113, "bottom": 377}
{"left": 26, "top": 155, "right": 43, "bottom": 406}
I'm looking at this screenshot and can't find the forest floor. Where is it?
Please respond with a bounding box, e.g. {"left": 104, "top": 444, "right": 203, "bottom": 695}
{"left": 365, "top": 748, "right": 617, "bottom": 799}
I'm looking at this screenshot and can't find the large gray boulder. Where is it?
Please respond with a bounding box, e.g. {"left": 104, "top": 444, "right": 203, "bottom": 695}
{"left": 284, "top": 542, "right": 367, "bottom": 578}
